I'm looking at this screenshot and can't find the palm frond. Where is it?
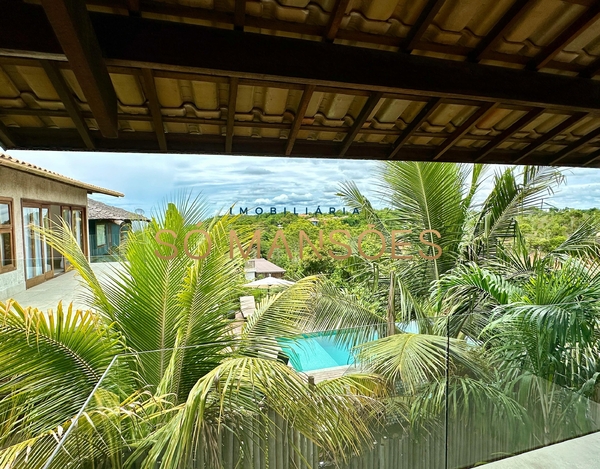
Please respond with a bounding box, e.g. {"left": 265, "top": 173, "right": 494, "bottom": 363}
{"left": 355, "top": 333, "right": 484, "bottom": 394}
{"left": 551, "top": 216, "right": 600, "bottom": 259}
{"left": 239, "top": 277, "right": 321, "bottom": 356}
{"left": 0, "top": 390, "right": 174, "bottom": 469}
{"left": 143, "top": 357, "right": 385, "bottom": 469}
{"left": 472, "top": 166, "right": 563, "bottom": 257}
{"left": 377, "top": 161, "right": 470, "bottom": 278}
{"left": 0, "top": 300, "right": 124, "bottom": 440}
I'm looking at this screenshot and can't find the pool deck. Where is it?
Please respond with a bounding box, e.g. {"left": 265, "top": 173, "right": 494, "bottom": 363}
{"left": 304, "top": 365, "right": 356, "bottom": 383}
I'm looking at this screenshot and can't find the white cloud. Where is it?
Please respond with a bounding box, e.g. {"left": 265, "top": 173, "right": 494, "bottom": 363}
{"left": 9, "top": 151, "right": 600, "bottom": 215}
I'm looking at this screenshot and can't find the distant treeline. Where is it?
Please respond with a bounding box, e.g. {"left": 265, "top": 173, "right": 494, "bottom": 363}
{"left": 230, "top": 207, "right": 600, "bottom": 281}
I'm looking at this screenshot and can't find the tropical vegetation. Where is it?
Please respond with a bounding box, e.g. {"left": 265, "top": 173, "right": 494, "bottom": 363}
{"left": 0, "top": 197, "right": 386, "bottom": 468}
{"left": 335, "top": 163, "right": 600, "bottom": 454}
{"left": 1, "top": 162, "right": 600, "bottom": 469}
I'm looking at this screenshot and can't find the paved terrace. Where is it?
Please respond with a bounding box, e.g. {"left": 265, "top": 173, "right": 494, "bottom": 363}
{"left": 3, "top": 262, "right": 120, "bottom": 312}
{"left": 482, "top": 432, "right": 600, "bottom": 469}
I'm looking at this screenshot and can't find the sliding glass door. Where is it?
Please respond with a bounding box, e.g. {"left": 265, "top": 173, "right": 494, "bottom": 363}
{"left": 72, "top": 209, "right": 83, "bottom": 249}
{"left": 23, "top": 203, "right": 86, "bottom": 288}
{"left": 60, "top": 207, "right": 85, "bottom": 273}
{"left": 23, "top": 206, "right": 45, "bottom": 287}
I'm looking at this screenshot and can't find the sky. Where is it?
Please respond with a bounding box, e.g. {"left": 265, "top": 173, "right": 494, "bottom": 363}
{"left": 9, "top": 150, "right": 600, "bottom": 216}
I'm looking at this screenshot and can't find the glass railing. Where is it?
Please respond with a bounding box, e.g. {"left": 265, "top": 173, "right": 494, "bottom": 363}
{"left": 40, "top": 314, "right": 600, "bottom": 469}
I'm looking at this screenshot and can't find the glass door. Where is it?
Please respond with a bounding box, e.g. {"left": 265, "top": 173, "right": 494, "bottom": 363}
{"left": 50, "top": 205, "right": 64, "bottom": 274}
{"left": 23, "top": 206, "right": 45, "bottom": 287}
{"left": 22, "top": 204, "right": 86, "bottom": 287}
{"left": 72, "top": 209, "right": 83, "bottom": 250}
{"left": 62, "top": 207, "right": 72, "bottom": 271}
{"left": 42, "top": 207, "right": 53, "bottom": 279}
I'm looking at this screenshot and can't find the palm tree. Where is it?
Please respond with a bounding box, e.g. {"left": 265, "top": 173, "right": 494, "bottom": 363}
{"left": 337, "top": 162, "right": 562, "bottom": 317}
{"left": 0, "top": 196, "right": 387, "bottom": 469}
{"left": 328, "top": 162, "right": 570, "bottom": 462}
{"left": 330, "top": 163, "right": 562, "bottom": 370}
{"left": 439, "top": 224, "right": 600, "bottom": 446}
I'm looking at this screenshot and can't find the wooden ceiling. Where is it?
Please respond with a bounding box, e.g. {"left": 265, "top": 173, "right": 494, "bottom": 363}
{"left": 2, "top": 0, "right": 600, "bottom": 166}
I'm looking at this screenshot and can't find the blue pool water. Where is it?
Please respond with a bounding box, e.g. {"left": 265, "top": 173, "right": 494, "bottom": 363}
{"left": 278, "top": 322, "right": 420, "bottom": 372}
{"left": 278, "top": 332, "right": 359, "bottom": 372}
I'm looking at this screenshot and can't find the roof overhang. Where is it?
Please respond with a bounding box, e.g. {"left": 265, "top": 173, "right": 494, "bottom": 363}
{"left": 0, "top": 152, "right": 123, "bottom": 197}
{"left": 2, "top": 1, "right": 600, "bottom": 167}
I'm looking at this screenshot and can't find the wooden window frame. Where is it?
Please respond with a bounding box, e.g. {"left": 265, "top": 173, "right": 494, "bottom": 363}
{"left": 61, "top": 205, "right": 88, "bottom": 256}
{"left": 0, "top": 197, "right": 16, "bottom": 274}
{"left": 20, "top": 199, "right": 88, "bottom": 259}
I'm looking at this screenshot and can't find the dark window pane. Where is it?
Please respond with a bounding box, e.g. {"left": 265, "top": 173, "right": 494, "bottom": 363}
{"left": 0, "top": 203, "right": 10, "bottom": 225}
{"left": 1, "top": 232, "right": 12, "bottom": 267}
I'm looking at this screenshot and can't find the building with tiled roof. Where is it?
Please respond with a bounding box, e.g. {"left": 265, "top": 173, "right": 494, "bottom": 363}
{"left": 244, "top": 258, "right": 286, "bottom": 281}
{"left": 88, "top": 198, "right": 147, "bottom": 222}
{"left": 87, "top": 198, "right": 148, "bottom": 261}
{"left": 0, "top": 153, "right": 123, "bottom": 197}
{"left": 0, "top": 152, "right": 122, "bottom": 299}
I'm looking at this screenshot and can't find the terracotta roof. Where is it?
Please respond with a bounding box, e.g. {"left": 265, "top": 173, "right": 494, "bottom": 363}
{"left": 0, "top": 152, "right": 123, "bottom": 197}
{"left": 245, "top": 258, "right": 286, "bottom": 274}
{"left": 87, "top": 198, "right": 148, "bottom": 221}
{"left": 3, "top": 1, "right": 600, "bottom": 165}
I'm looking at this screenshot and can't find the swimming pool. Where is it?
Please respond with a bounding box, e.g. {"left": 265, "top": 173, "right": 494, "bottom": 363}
{"left": 278, "top": 322, "right": 419, "bottom": 372}
{"left": 278, "top": 331, "right": 361, "bottom": 372}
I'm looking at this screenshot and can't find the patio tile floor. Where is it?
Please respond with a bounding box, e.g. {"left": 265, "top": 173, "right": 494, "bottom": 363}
{"left": 3, "top": 262, "right": 121, "bottom": 312}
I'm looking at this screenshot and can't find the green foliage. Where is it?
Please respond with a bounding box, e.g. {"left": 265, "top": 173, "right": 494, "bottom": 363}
{"left": 517, "top": 206, "right": 600, "bottom": 253}
{"left": 3, "top": 166, "right": 600, "bottom": 468}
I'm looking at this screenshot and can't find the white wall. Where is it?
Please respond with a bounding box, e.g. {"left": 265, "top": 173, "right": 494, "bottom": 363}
{"left": 0, "top": 166, "right": 88, "bottom": 300}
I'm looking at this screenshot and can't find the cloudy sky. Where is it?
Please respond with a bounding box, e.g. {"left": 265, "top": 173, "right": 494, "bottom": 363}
{"left": 9, "top": 150, "right": 600, "bottom": 216}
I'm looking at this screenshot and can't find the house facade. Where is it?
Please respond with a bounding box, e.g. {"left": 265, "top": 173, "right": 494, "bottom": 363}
{"left": 244, "top": 258, "right": 286, "bottom": 280}
{"left": 0, "top": 153, "right": 122, "bottom": 299}
{"left": 88, "top": 198, "right": 148, "bottom": 261}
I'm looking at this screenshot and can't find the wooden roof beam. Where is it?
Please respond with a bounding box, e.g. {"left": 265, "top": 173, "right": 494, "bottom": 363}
{"left": 226, "top": 77, "right": 238, "bottom": 153}
{"left": 41, "top": 60, "right": 95, "bottom": 149}
{"left": 529, "top": 1, "right": 600, "bottom": 70}
{"left": 7, "top": 5, "right": 600, "bottom": 112}
{"left": 234, "top": 0, "right": 247, "bottom": 31}
{"left": 339, "top": 92, "right": 383, "bottom": 157}
{"left": 11, "top": 126, "right": 600, "bottom": 167}
{"left": 549, "top": 125, "right": 600, "bottom": 165}
{"left": 0, "top": 119, "right": 16, "bottom": 149}
{"left": 141, "top": 68, "right": 167, "bottom": 152}
{"left": 473, "top": 107, "right": 544, "bottom": 162}
{"left": 40, "top": 0, "right": 118, "bottom": 138}
{"left": 126, "top": 0, "right": 140, "bottom": 15}
{"left": 469, "top": 0, "right": 535, "bottom": 62}
{"left": 580, "top": 58, "right": 600, "bottom": 77}
{"left": 404, "top": 0, "right": 446, "bottom": 52}
{"left": 324, "top": 0, "right": 351, "bottom": 42}
{"left": 582, "top": 148, "right": 600, "bottom": 166}
{"left": 513, "top": 112, "right": 587, "bottom": 164}
{"left": 432, "top": 102, "right": 498, "bottom": 160}
{"left": 388, "top": 97, "right": 442, "bottom": 159}
{"left": 285, "top": 84, "right": 315, "bottom": 156}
